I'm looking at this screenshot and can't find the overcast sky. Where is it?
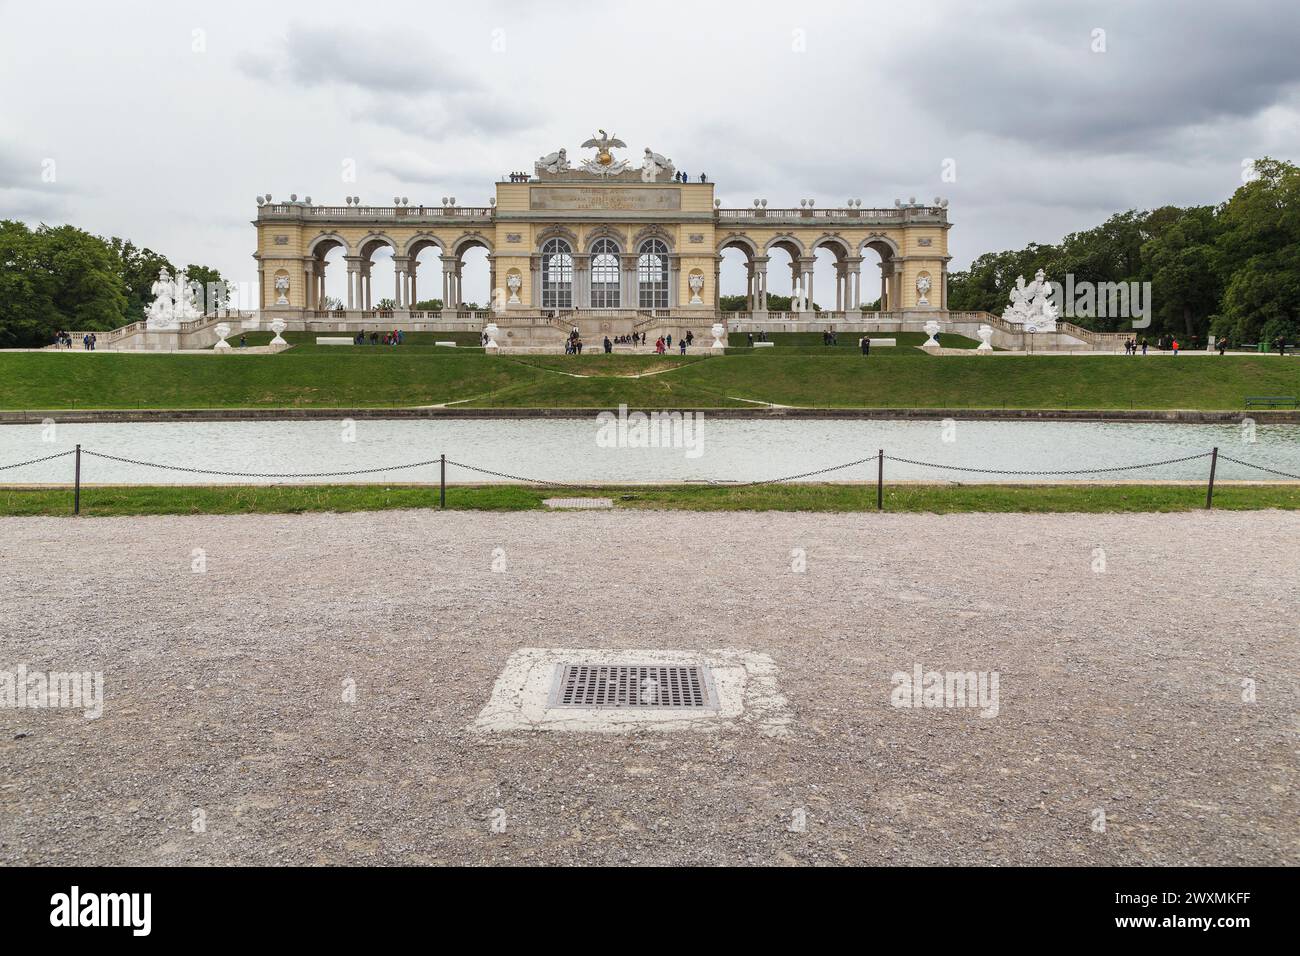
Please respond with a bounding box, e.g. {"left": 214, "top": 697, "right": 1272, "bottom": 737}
{"left": 3, "top": 0, "right": 1298, "bottom": 306}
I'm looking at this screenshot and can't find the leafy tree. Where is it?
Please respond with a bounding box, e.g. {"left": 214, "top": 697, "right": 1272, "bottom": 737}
{"left": 1214, "top": 157, "right": 1300, "bottom": 345}
{"left": 412, "top": 298, "right": 443, "bottom": 311}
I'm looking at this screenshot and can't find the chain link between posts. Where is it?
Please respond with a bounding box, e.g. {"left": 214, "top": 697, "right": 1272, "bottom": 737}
{"left": 0, "top": 447, "right": 1297, "bottom": 487}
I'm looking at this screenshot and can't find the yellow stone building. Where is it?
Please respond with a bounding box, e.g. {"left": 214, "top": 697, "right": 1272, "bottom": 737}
{"left": 251, "top": 134, "right": 953, "bottom": 347}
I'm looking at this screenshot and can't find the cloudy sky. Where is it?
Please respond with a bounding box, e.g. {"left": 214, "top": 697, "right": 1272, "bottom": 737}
{"left": 3, "top": 0, "right": 1298, "bottom": 305}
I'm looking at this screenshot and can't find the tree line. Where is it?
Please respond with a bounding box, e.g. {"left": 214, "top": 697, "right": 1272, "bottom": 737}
{"left": 0, "top": 221, "right": 222, "bottom": 348}
{"left": 948, "top": 157, "right": 1300, "bottom": 346}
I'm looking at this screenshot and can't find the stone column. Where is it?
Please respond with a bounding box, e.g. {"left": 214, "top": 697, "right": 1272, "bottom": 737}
{"left": 754, "top": 256, "right": 769, "bottom": 312}
{"left": 304, "top": 264, "right": 314, "bottom": 311}
{"left": 345, "top": 258, "right": 359, "bottom": 310}
{"left": 623, "top": 259, "right": 637, "bottom": 309}
{"left": 799, "top": 258, "right": 816, "bottom": 313}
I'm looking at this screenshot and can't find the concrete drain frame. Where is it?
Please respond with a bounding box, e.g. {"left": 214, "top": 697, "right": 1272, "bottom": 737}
{"left": 471, "top": 648, "right": 791, "bottom": 735}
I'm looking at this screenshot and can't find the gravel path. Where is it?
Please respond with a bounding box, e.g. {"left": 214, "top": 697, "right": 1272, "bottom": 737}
{"left": 1, "top": 510, "right": 1296, "bottom": 866}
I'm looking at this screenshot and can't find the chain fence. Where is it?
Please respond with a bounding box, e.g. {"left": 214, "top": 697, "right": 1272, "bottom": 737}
{"left": 0, "top": 443, "right": 1297, "bottom": 513}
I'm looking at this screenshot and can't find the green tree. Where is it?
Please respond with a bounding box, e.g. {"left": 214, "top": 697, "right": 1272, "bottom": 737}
{"left": 1214, "top": 157, "right": 1300, "bottom": 345}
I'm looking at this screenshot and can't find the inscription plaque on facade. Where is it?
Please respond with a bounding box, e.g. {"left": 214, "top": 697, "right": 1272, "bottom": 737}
{"left": 530, "top": 186, "right": 682, "bottom": 212}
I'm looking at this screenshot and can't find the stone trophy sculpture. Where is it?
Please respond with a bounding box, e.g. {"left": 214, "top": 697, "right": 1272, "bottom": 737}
{"left": 536, "top": 148, "right": 570, "bottom": 175}
{"left": 507, "top": 272, "right": 522, "bottom": 304}
{"left": 274, "top": 275, "right": 291, "bottom": 306}
{"left": 711, "top": 322, "right": 726, "bottom": 349}
{"left": 213, "top": 322, "right": 232, "bottom": 349}
{"left": 269, "top": 318, "right": 288, "bottom": 345}
{"left": 977, "top": 324, "right": 994, "bottom": 351}
{"left": 483, "top": 322, "right": 501, "bottom": 351}
{"left": 916, "top": 274, "right": 932, "bottom": 307}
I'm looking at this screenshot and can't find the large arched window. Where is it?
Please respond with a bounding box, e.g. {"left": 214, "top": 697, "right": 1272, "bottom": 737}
{"left": 590, "top": 238, "right": 621, "bottom": 308}
{"left": 541, "top": 238, "right": 573, "bottom": 309}
{"left": 637, "top": 239, "right": 669, "bottom": 309}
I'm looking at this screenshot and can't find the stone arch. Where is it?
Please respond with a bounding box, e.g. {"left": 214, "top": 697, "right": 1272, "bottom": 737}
{"left": 860, "top": 235, "right": 901, "bottom": 260}
{"left": 357, "top": 233, "right": 399, "bottom": 260}
{"left": 403, "top": 233, "right": 445, "bottom": 258}
{"left": 717, "top": 233, "right": 760, "bottom": 260}
{"left": 308, "top": 232, "right": 351, "bottom": 257}
{"left": 535, "top": 225, "right": 579, "bottom": 251}
{"left": 633, "top": 224, "right": 675, "bottom": 251}
{"left": 765, "top": 234, "right": 806, "bottom": 258}
{"left": 583, "top": 225, "right": 627, "bottom": 253}
{"left": 811, "top": 234, "right": 852, "bottom": 261}
{"left": 452, "top": 232, "right": 493, "bottom": 259}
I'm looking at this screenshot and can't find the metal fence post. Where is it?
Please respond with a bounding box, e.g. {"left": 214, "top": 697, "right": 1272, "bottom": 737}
{"left": 74, "top": 444, "right": 81, "bottom": 515}
{"left": 1205, "top": 446, "right": 1218, "bottom": 510}
{"left": 440, "top": 454, "right": 446, "bottom": 509}
{"left": 877, "top": 449, "right": 884, "bottom": 511}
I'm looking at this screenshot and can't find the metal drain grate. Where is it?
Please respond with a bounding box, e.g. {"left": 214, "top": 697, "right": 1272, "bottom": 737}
{"left": 548, "top": 663, "right": 717, "bottom": 710}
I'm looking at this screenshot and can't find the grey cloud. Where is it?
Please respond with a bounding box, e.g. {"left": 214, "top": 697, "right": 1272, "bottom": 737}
{"left": 889, "top": 1, "right": 1300, "bottom": 154}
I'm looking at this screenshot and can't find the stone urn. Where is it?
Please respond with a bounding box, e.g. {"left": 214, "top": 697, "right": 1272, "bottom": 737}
{"left": 711, "top": 322, "right": 726, "bottom": 349}
{"left": 976, "top": 324, "right": 994, "bottom": 351}
{"left": 506, "top": 273, "right": 521, "bottom": 304}
{"left": 483, "top": 322, "right": 500, "bottom": 350}
{"left": 689, "top": 273, "right": 705, "bottom": 305}
{"left": 213, "top": 322, "right": 232, "bottom": 350}
{"left": 922, "top": 320, "right": 942, "bottom": 348}
{"left": 269, "top": 318, "right": 288, "bottom": 346}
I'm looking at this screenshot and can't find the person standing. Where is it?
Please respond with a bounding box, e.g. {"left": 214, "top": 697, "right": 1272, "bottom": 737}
{"left": 861, "top": 336, "right": 870, "bottom": 356}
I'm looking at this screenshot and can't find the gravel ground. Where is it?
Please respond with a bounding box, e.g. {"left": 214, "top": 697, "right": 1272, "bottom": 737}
{"left": 1, "top": 510, "right": 1296, "bottom": 866}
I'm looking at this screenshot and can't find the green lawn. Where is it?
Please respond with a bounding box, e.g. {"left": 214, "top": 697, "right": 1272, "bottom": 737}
{"left": 725, "top": 330, "right": 982, "bottom": 351}
{"left": 230, "top": 330, "right": 485, "bottom": 352}
{"left": 3, "top": 482, "right": 1296, "bottom": 516}
{"left": 2, "top": 346, "right": 1297, "bottom": 411}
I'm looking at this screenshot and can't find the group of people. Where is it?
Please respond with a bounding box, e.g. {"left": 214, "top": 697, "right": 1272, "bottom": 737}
{"left": 672, "top": 171, "right": 707, "bottom": 183}
{"left": 1123, "top": 337, "right": 1149, "bottom": 355}
{"left": 354, "top": 329, "right": 404, "bottom": 346}
{"left": 565, "top": 328, "right": 584, "bottom": 354}
{"left": 744, "top": 331, "right": 770, "bottom": 346}
{"left": 652, "top": 332, "right": 692, "bottom": 354}
{"left": 821, "top": 328, "right": 839, "bottom": 346}
{"left": 51, "top": 330, "right": 96, "bottom": 349}
{"left": 504, "top": 171, "right": 530, "bottom": 182}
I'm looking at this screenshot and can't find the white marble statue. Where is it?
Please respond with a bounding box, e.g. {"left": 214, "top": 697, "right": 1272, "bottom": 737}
{"left": 711, "top": 322, "right": 725, "bottom": 350}
{"left": 145, "top": 266, "right": 203, "bottom": 330}
{"left": 483, "top": 322, "right": 501, "bottom": 350}
{"left": 536, "top": 148, "right": 570, "bottom": 175}
{"left": 274, "top": 275, "right": 290, "bottom": 306}
{"left": 1003, "top": 268, "right": 1058, "bottom": 332}
{"left": 213, "top": 322, "right": 232, "bottom": 349}
{"left": 269, "top": 318, "right": 287, "bottom": 345}
{"left": 922, "top": 319, "right": 942, "bottom": 347}
{"left": 507, "top": 272, "right": 522, "bottom": 304}
{"left": 977, "top": 324, "right": 994, "bottom": 350}
{"left": 641, "top": 148, "right": 674, "bottom": 182}
{"left": 916, "top": 274, "right": 932, "bottom": 307}
{"left": 689, "top": 273, "right": 704, "bottom": 305}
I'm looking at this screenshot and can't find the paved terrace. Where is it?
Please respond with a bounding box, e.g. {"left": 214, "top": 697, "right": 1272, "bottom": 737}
{"left": 1, "top": 510, "right": 1296, "bottom": 865}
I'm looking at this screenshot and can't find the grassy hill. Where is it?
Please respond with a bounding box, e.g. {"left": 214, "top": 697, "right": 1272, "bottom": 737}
{"left": 1, "top": 342, "right": 1297, "bottom": 411}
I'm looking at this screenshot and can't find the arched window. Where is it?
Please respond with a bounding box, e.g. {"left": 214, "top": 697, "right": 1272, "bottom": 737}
{"left": 541, "top": 238, "right": 573, "bottom": 309}
{"left": 638, "top": 239, "right": 669, "bottom": 309}
{"left": 590, "top": 238, "right": 621, "bottom": 309}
